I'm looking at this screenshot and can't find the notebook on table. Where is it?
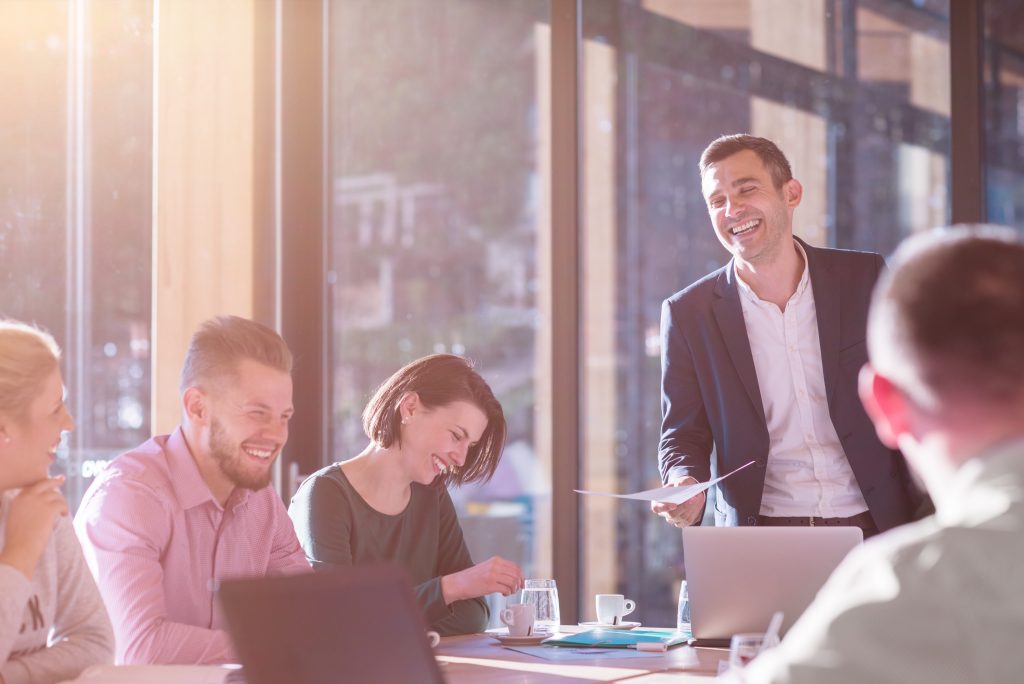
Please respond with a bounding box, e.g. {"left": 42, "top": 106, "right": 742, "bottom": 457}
{"left": 682, "top": 526, "right": 862, "bottom": 647}
{"left": 216, "top": 563, "right": 444, "bottom": 684}
{"left": 543, "top": 627, "right": 689, "bottom": 650}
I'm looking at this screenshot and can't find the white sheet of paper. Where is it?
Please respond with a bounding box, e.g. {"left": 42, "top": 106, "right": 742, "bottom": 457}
{"left": 574, "top": 460, "right": 756, "bottom": 505}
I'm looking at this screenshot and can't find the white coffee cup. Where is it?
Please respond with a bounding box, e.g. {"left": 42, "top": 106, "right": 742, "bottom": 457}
{"left": 500, "top": 603, "right": 536, "bottom": 637}
{"left": 595, "top": 594, "right": 636, "bottom": 625}
{"left": 426, "top": 630, "right": 441, "bottom": 648}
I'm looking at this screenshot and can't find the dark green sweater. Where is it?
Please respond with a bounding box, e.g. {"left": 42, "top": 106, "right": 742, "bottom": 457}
{"left": 288, "top": 464, "right": 489, "bottom": 635}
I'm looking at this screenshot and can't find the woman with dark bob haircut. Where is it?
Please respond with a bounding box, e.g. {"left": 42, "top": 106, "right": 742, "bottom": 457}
{"left": 289, "top": 354, "right": 523, "bottom": 635}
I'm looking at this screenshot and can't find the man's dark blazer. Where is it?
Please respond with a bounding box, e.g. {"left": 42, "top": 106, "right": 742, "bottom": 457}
{"left": 658, "top": 237, "right": 919, "bottom": 532}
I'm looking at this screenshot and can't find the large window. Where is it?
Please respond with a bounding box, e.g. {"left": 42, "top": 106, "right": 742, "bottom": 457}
{"left": 579, "top": 0, "right": 950, "bottom": 627}
{"left": 985, "top": 0, "right": 1024, "bottom": 228}
{"left": 0, "top": 0, "right": 153, "bottom": 512}
{"left": 4, "top": 0, "right": 1008, "bottom": 628}
{"left": 324, "top": 0, "right": 550, "bottom": 623}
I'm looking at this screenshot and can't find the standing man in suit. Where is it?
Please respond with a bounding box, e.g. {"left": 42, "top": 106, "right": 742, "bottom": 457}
{"left": 652, "top": 134, "right": 919, "bottom": 535}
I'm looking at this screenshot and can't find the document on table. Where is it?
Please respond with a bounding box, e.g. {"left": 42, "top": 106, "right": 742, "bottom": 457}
{"left": 574, "top": 460, "right": 756, "bottom": 505}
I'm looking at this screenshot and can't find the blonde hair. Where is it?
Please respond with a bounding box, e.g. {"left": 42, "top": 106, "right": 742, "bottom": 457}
{"left": 0, "top": 320, "right": 62, "bottom": 421}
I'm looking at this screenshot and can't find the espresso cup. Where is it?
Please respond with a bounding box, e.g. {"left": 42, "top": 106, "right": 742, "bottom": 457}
{"left": 500, "top": 602, "right": 536, "bottom": 637}
{"left": 595, "top": 594, "right": 636, "bottom": 625}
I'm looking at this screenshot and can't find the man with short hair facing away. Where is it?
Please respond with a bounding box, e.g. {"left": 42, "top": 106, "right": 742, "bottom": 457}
{"left": 74, "top": 316, "right": 310, "bottom": 665}
{"left": 731, "top": 226, "right": 1024, "bottom": 683}
{"left": 653, "top": 134, "right": 921, "bottom": 536}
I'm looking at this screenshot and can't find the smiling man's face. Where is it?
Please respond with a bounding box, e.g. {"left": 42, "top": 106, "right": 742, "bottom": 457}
{"left": 701, "top": 149, "right": 800, "bottom": 266}
{"left": 202, "top": 358, "right": 293, "bottom": 492}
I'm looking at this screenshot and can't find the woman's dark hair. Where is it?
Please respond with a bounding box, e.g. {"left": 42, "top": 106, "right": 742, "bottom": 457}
{"left": 362, "top": 354, "right": 507, "bottom": 486}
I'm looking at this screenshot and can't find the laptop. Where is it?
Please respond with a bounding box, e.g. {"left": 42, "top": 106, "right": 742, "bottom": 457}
{"left": 682, "top": 526, "right": 862, "bottom": 646}
{"left": 217, "top": 563, "right": 445, "bottom": 684}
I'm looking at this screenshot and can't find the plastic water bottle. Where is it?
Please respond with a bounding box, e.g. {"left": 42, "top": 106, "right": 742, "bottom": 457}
{"left": 677, "top": 579, "right": 691, "bottom": 632}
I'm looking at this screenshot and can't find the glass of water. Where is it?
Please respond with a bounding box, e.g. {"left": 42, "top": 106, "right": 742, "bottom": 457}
{"left": 518, "top": 579, "right": 560, "bottom": 633}
{"left": 676, "top": 579, "right": 691, "bottom": 633}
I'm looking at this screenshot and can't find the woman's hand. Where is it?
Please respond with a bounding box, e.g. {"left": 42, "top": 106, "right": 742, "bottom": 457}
{"left": 441, "top": 555, "right": 524, "bottom": 604}
{"left": 0, "top": 476, "right": 68, "bottom": 580}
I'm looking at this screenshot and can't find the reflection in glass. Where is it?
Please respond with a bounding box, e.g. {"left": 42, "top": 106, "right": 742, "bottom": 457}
{"left": 0, "top": 0, "right": 153, "bottom": 513}
{"left": 984, "top": 1, "right": 1024, "bottom": 229}
{"left": 326, "top": 0, "right": 550, "bottom": 624}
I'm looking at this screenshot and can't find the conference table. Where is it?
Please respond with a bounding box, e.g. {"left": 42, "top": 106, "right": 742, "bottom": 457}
{"left": 61, "top": 627, "right": 728, "bottom": 683}
{"left": 61, "top": 626, "right": 729, "bottom": 679}
{"left": 436, "top": 628, "right": 728, "bottom": 682}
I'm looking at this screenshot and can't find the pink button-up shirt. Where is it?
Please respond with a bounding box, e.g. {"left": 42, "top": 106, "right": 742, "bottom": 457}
{"left": 73, "top": 428, "right": 310, "bottom": 665}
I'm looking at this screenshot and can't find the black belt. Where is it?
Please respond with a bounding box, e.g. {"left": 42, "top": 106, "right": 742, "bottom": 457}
{"left": 758, "top": 511, "right": 876, "bottom": 529}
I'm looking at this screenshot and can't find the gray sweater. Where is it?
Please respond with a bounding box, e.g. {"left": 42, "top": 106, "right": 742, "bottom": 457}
{"left": 1, "top": 493, "right": 114, "bottom": 684}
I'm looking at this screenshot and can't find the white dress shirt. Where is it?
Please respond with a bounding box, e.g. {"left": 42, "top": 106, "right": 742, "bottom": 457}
{"left": 729, "top": 438, "right": 1024, "bottom": 684}
{"left": 736, "top": 241, "right": 868, "bottom": 518}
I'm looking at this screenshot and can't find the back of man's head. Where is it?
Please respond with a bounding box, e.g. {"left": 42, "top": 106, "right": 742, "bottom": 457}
{"left": 868, "top": 225, "right": 1024, "bottom": 414}
{"left": 179, "top": 315, "right": 292, "bottom": 393}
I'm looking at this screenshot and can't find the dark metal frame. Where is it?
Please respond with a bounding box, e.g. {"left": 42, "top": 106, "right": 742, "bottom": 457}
{"left": 274, "top": 0, "right": 328, "bottom": 484}
{"left": 550, "top": 0, "right": 583, "bottom": 625}
{"left": 951, "top": 0, "right": 986, "bottom": 223}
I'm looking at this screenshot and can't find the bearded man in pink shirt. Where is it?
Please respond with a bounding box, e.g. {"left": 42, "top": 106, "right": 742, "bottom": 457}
{"left": 74, "top": 315, "right": 310, "bottom": 665}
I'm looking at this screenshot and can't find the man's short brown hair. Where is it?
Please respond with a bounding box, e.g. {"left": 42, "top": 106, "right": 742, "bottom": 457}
{"left": 868, "top": 225, "right": 1024, "bottom": 409}
{"left": 362, "top": 354, "right": 506, "bottom": 487}
{"left": 179, "top": 315, "right": 292, "bottom": 392}
{"left": 699, "top": 134, "right": 793, "bottom": 189}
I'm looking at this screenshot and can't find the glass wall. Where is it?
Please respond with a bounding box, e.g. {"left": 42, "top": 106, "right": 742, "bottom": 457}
{"left": 0, "top": 0, "right": 153, "bottom": 513}
{"left": 325, "top": 0, "right": 549, "bottom": 624}
{"left": 579, "top": 0, "right": 950, "bottom": 628}
{"left": 985, "top": 0, "right": 1024, "bottom": 229}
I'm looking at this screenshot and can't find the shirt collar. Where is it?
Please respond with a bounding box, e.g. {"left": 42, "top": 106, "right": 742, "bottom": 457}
{"left": 165, "top": 426, "right": 251, "bottom": 511}
{"left": 937, "top": 436, "right": 1024, "bottom": 526}
{"left": 734, "top": 238, "right": 811, "bottom": 305}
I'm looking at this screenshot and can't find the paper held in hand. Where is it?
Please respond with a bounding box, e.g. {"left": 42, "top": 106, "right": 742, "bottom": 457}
{"left": 574, "top": 460, "right": 756, "bottom": 505}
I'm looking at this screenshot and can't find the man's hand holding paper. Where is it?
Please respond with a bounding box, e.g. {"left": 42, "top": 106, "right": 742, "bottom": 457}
{"left": 576, "top": 461, "right": 755, "bottom": 528}
{"left": 651, "top": 475, "right": 705, "bottom": 528}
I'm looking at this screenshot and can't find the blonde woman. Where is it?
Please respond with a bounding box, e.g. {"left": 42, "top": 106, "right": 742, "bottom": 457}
{"left": 0, "top": 320, "right": 113, "bottom": 684}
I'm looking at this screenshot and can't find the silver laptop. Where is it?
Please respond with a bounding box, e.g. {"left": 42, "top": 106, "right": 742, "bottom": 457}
{"left": 682, "top": 526, "right": 862, "bottom": 644}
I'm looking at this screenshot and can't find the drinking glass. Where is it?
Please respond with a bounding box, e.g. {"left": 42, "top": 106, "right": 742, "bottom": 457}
{"left": 728, "top": 633, "right": 766, "bottom": 670}
{"left": 518, "top": 579, "right": 560, "bottom": 633}
{"left": 676, "top": 579, "right": 691, "bottom": 632}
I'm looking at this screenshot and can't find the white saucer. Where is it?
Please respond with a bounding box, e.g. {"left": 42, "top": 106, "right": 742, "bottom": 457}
{"left": 577, "top": 621, "right": 642, "bottom": 630}
{"left": 491, "top": 633, "right": 549, "bottom": 646}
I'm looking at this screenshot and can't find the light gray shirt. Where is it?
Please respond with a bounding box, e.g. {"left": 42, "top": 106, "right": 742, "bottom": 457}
{"left": 1, "top": 493, "right": 114, "bottom": 684}
{"left": 731, "top": 439, "right": 1024, "bottom": 683}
